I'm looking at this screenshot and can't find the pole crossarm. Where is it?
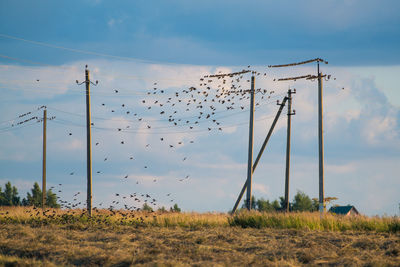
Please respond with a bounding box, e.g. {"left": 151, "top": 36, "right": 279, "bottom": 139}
{"left": 206, "top": 70, "right": 251, "bottom": 78}
{"left": 231, "top": 96, "right": 288, "bottom": 213}
{"left": 268, "top": 58, "right": 328, "bottom": 68}
{"left": 277, "top": 75, "right": 312, "bottom": 81}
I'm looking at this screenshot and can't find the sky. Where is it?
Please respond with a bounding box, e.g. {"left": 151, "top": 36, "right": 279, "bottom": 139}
{"left": 0, "top": 0, "right": 399, "bottom": 215}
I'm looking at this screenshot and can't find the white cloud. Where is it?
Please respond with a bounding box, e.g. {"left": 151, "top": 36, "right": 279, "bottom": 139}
{"left": 108, "top": 19, "right": 115, "bottom": 27}
{"left": 326, "top": 163, "right": 356, "bottom": 174}
{"left": 253, "top": 183, "right": 269, "bottom": 195}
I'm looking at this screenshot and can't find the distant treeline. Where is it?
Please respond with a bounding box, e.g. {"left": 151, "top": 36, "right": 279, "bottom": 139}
{"left": 242, "top": 191, "right": 337, "bottom": 212}
{"left": 0, "top": 181, "right": 59, "bottom": 208}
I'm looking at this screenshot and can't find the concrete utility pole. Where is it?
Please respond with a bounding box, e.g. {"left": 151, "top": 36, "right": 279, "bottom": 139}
{"left": 317, "top": 62, "right": 325, "bottom": 213}
{"left": 246, "top": 75, "right": 255, "bottom": 210}
{"left": 284, "top": 88, "right": 295, "bottom": 212}
{"left": 231, "top": 96, "right": 288, "bottom": 213}
{"left": 42, "top": 109, "right": 47, "bottom": 210}
{"left": 77, "top": 66, "right": 97, "bottom": 216}
{"left": 85, "top": 68, "right": 93, "bottom": 216}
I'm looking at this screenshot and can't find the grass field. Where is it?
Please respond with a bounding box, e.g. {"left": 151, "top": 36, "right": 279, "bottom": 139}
{"left": 0, "top": 207, "right": 399, "bottom": 266}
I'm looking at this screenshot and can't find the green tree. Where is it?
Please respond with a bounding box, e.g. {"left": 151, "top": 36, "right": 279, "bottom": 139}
{"left": 170, "top": 203, "right": 181, "bottom": 213}
{"left": 46, "top": 189, "right": 60, "bottom": 208}
{"left": 0, "top": 186, "right": 4, "bottom": 205}
{"left": 292, "top": 191, "right": 313, "bottom": 212}
{"left": 24, "top": 182, "right": 42, "bottom": 207}
{"left": 142, "top": 203, "right": 153, "bottom": 212}
{"left": 242, "top": 195, "right": 257, "bottom": 210}
{"left": 23, "top": 182, "right": 59, "bottom": 208}
{"left": 12, "top": 185, "right": 20, "bottom": 205}
{"left": 279, "top": 196, "right": 286, "bottom": 211}
{"left": 271, "top": 199, "right": 281, "bottom": 211}
{"left": 239, "top": 196, "right": 284, "bottom": 212}
{"left": 158, "top": 206, "right": 167, "bottom": 212}
{"left": 312, "top": 197, "right": 338, "bottom": 211}
{"left": 0, "top": 182, "right": 20, "bottom": 206}
{"left": 256, "top": 198, "right": 274, "bottom": 212}
{"left": 311, "top": 198, "right": 319, "bottom": 211}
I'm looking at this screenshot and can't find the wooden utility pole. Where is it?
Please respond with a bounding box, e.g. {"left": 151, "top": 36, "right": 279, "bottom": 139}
{"left": 85, "top": 68, "right": 93, "bottom": 216}
{"left": 284, "top": 88, "right": 295, "bottom": 212}
{"left": 232, "top": 96, "right": 288, "bottom": 213}
{"left": 246, "top": 75, "right": 255, "bottom": 210}
{"left": 317, "top": 62, "right": 325, "bottom": 213}
{"left": 42, "top": 109, "right": 47, "bottom": 209}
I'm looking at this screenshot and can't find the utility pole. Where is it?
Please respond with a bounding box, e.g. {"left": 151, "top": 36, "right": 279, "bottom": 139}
{"left": 246, "top": 75, "right": 255, "bottom": 210}
{"left": 76, "top": 65, "right": 97, "bottom": 216}
{"left": 284, "top": 88, "right": 296, "bottom": 212}
{"left": 232, "top": 96, "right": 288, "bottom": 213}
{"left": 317, "top": 62, "right": 325, "bottom": 213}
{"left": 42, "top": 109, "right": 46, "bottom": 210}
{"left": 85, "top": 68, "right": 93, "bottom": 216}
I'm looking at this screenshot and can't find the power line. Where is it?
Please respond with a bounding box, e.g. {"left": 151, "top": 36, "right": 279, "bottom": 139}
{"left": 0, "top": 120, "right": 40, "bottom": 133}
{"left": 46, "top": 92, "right": 286, "bottom": 125}
{"left": 0, "top": 54, "right": 56, "bottom": 67}
{"left": 0, "top": 108, "right": 42, "bottom": 125}
{"left": 51, "top": 111, "right": 277, "bottom": 135}
{"left": 0, "top": 54, "right": 275, "bottom": 86}
{"left": 0, "top": 33, "right": 214, "bottom": 66}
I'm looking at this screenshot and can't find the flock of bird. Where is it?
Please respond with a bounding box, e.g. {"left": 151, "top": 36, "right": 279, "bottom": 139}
{"left": 5, "top": 63, "right": 338, "bottom": 214}
{"left": 58, "top": 67, "right": 282, "bottom": 212}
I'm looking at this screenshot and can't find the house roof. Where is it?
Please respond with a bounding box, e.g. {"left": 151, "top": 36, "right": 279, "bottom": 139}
{"left": 329, "top": 205, "right": 358, "bottom": 215}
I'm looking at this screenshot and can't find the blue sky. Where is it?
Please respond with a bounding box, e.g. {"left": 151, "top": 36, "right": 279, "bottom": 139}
{"left": 0, "top": 1, "right": 399, "bottom": 215}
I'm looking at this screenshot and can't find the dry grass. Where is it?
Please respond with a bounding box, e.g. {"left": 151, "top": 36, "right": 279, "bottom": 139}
{"left": 230, "top": 211, "right": 400, "bottom": 232}
{"left": 0, "top": 207, "right": 399, "bottom": 266}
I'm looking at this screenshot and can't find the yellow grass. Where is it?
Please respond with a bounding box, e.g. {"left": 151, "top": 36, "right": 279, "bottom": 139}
{"left": 1, "top": 207, "right": 398, "bottom": 232}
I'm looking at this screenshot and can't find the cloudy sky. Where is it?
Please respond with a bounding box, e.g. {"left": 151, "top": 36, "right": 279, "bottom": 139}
{"left": 0, "top": 0, "right": 399, "bottom": 215}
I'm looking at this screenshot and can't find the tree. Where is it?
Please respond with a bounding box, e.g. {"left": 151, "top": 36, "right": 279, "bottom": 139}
{"left": 292, "top": 191, "right": 313, "bottom": 212}
{"left": 311, "top": 198, "right": 319, "bottom": 211}
{"left": 46, "top": 189, "right": 60, "bottom": 208}
{"left": 256, "top": 198, "right": 274, "bottom": 212}
{"left": 279, "top": 196, "right": 286, "bottom": 211}
{"left": 240, "top": 196, "right": 282, "bottom": 212}
{"left": 312, "top": 197, "right": 338, "bottom": 211}
{"left": 170, "top": 203, "right": 181, "bottom": 213}
{"left": 271, "top": 199, "right": 281, "bottom": 211}
{"left": 0, "top": 182, "right": 20, "bottom": 206}
{"left": 142, "top": 203, "right": 153, "bottom": 212}
{"left": 12, "top": 186, "right": 20, "bottom": 205}
{"left": 24, "top": 182, "right": 42, "bottom": 207}
{"left": 242, "top": 195, "right": 257, "bottom": 210}
{"left": 23, "top": 182, "right": 59, "bottom": 208}
{"left": 0, "top": 187, "right": 4, "bottom": 205}
{"left": 158, "top": 206, "right": 167, "bottom": 212}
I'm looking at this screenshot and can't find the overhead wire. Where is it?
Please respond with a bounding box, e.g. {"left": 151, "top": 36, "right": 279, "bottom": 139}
{"left": 0, "top": 33, "right": 215, "bottom": 67}
{"left": 45, "top": 92, "right": 286, "bottom": 125}
{"left": 0, "top": 58, "right": 262, "bottom": 89}
{"left": 0, "top": 108, "right": 42, "bottom": 125}
{"left": 50, "top": 112, "right": 278, "bottom": 135}
{"left": 0, "top": 120, "right": 41, "bottom": 133}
